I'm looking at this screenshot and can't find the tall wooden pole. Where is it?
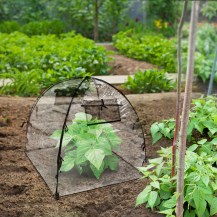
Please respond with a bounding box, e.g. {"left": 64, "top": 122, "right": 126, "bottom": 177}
{"left": 171, "top": 0, "right": 188, "bottom": 178}
{"left": 176, "top": 1, "right": 199, "bottom": 216}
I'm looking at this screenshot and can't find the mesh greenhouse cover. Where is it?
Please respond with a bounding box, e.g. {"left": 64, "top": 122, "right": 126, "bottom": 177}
{"left": 26, "top": 77, "right": 146, "bottom": 199}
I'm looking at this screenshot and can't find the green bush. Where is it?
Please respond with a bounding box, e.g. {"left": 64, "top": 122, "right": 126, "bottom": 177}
{"left": 137, "top": 97, "right": 217, "bottom": 217}
{"left": 0, "top": 21, "right": 20, "bottom": 33}
{"left": 124, "top": 69, "right": 175, "bottom": 94}
{"left": 0, "top": 20, "right": 66, "bottom": 35}
{"left": 0, "top": 31, "right": 110, "bottom": 96}
{"left": 21, "top": 20, "right": 66, "bottom": 35}
{"left": 113, "top": 30, "right": 176, "bottom": 73}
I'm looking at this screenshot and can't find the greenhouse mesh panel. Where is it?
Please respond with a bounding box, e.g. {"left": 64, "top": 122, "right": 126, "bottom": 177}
{"left": 26, "top": 77, "right": 146, "bottom": 197}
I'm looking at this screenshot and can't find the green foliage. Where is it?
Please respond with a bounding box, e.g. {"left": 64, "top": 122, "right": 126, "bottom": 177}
{"left": 0, "top": 21, "right": 20, "bottom": 33}
{"left": 0, "top": 0, "right": 129, "bottom": 41}
{"left": 50, "top": 112, "right": 122, "bottom": 179}
{"left": 0, "top": 69, "right": 41, "bottom": 96}
{"left": 0, "top": 31, "right": 110, "bottom": 96}
{"left": 137, "top": 96, "right": 217, "bottom": 216}
{"left": 151, "top": 97, "right": 217, "bottom": 144}
{"left": 136, "top": 144, "right": 217, "bottom": 217}
{"left": 114, "top": 24, "right": 217, "bottom": 82}
{"left": 124, "top": 69, "right": 175, "bottom": 94}
{"left": 182, "top": 24, "right": 217, "bottom": 83}
{"left": 21, "top": 20, "right": 66, "bottom": 36}
{"left": 113, "top": 30, "right": 176, "bottom": 72}
{"left": 145, "top": 0, "right": 181, "bottom": 37}
{"left": 0, "top": 20, "right": 65, "bottom": 35}
{"left": 201, "top": 2, "right": 217, "bottom": 21}
{"left": 150, "top": 119, "right": 175, "bottom": 144}
{"left": 145, "top": 0, "right": 181, "bottom": 24}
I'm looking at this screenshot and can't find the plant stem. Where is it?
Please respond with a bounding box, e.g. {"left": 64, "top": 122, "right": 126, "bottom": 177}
{"left": 176, "top": 1, "right": 199, "bottom": 217}
{"left": 171, "top": 0, "right": 188, "bottom": 178}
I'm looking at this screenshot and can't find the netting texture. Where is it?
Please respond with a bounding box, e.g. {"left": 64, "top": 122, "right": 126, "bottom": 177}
{"left": 26, "top": 77, "right": 146, "bottom": 196}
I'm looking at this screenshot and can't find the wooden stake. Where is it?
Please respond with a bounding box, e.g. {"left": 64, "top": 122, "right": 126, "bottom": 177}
{"left": 176, "top": 1, "right": 199, "bottom": 216}
{"left": 171, "top": 0, "right": 188, "bottom": 178}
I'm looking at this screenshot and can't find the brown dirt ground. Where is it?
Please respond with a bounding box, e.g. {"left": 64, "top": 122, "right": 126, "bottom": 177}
{"left": 97, "top": 43, "right": 157, "bottom": 75}
{"left": 0, "top": 92, "right": 202, "bottom": 217}
{"left": 109, "top": 54, "right": 156, "bottom": 75}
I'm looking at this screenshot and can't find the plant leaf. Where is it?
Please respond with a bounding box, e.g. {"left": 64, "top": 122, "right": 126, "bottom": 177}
{"left": 90, "top": 161, "right": 105, "bottom": 179}
{"left": 150, "top": 181, "right": 160, "bottom": 189}
{"left": 151, "top": 124, "right": 159, "bottom": 136}
{"left": 152, "top": 132, "right": 162, "bottom": 144}
{"left": 136, "top": 185, "right": 151, "bottom": 206}
{"left": 61, "top": 153, "right": 76, "bottom": 172}
{"left": 149, "top": 157, "right": 163, "bottom": 165}
{"left": 85, "top": 148, "right": 105, "bottom": 170}
{"left": 106, "top": 155, "right": 119, "bottom": 171}
{"left": 198, "top": 139, "right": 207, "bottom": 145}
{"left": 210, "top": 197, "right": 217, "bottom": 216}
{"left": 148, "top": 191, "right": 158, "bottom": 209}
{"left": 75, "top": 141, "right": 92, "bottom": 164}
{"left": 187, "top": 144, "right": 198, "bottom": 151}
{"left": 193, "top": 188, "right": 206, "bottom": 217}
{"left": 201, "top": 175, "right": 209, "bottom": 187}
{"left": 163, "top": 196, "right": 176, "bottom": 209}
{"left": 210, "top": 137, "right": 217, "bottom": 145}
{"left": 184, "top": 209, "right": 195, "bottom": 217}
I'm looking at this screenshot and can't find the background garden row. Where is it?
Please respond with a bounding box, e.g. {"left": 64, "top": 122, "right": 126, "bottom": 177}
{"left": 0, "top": 0, "right": 216, "bottom": 96}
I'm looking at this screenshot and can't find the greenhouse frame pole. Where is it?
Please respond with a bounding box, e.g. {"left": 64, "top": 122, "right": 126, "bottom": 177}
{"left": 207, "top": 46, "right": 217, "bottom": 95}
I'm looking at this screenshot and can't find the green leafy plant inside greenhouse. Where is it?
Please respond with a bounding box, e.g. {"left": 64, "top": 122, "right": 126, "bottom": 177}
{"left": 50, "top": 112, "right": 122, "bottom": 179}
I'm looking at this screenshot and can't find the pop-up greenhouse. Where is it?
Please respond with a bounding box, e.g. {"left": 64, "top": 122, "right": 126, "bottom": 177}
{"left": 26, "top": 77, "right": 146, "bottom": 199}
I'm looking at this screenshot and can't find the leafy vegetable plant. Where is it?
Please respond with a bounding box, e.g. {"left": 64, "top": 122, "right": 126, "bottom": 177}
{"left": 182, "top": 24, "right": 217, "bottom": 82}
{"left": 50, "top": 112, "right": 122, "bottom": 179}
{"left": 136, "top": 144, "right": 217, "bottom": 217}
{"left": 151, "top": 97, "right": 217, "bottom": 144}
{"left": 0, "top": 31, "right": 110, "bottom": 96}
{"left": 137, "top": 96, "right": 217, "bottom": 216}
{"left": 124, "top": 69, "right": 176, "bottom": 94}
{"left": 113, "top": 29, "right": 177, "bottom": 73}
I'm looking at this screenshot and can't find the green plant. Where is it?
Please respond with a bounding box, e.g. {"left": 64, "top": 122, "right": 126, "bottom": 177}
{"left": 137, "top": 96, "right": 217, "bottom": 216}
{"left": 201, "top": 2, "right": 217, "bottom": 21}
{"left": 145, "top": 0, "right": 182, "bottom": 37}
{"left": 124, "top": 69, "right": 176, "bottom": 94}
{"left": 151, "top": 97, "right": 217, "bottom": 144}
{"left": 113, "top": 30, "right": 177, "bottom": 72}
{"left": 21, "top": 20, "right": 66, "bottom": 35}
{"left": 0, "top": 31, "right": 110, "bottom": 95}
{"left": 136, "top": 144, "right": 217, "bottom": 217}
{"left": 50, "top": 112, "right": 122, "bottom": 179}
{"left": 0, "top": 69, "right": 41, "bottom": 96}
{"left": 182, "top": 24, "right": 217, "bottom": 82}
{"left": 0, "top": 21, "right": 20, "bottom": 33}
{"left": 151, "top": 119, "right": 175, "bottom": 144}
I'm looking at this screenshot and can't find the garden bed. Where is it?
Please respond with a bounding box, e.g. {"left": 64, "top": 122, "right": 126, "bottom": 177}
{"left": 0, "top": 92, "right": 201, "bottom": 217}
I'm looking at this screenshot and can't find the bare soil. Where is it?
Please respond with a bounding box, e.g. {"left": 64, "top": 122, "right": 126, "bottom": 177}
{"left": 0, "top": 93, "right": 201, "bottom": 217}
{"left": 109, "top": 54, "right": 156, "bottom": 75}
